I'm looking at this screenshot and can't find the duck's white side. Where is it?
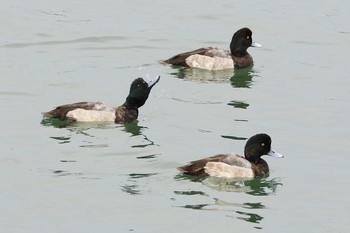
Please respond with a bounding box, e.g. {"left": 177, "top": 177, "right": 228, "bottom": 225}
{"left": 66, "top": 108, "right": 115, "bottom": 122}
{"left": 204, "top": 162, "right": 254, "bottom": 178}
{"left": 66, "top": 102, "right": 115, "bottom": 122}
{"left": 204, "top": 153, "right": 254, "bottom": 178}
{"left": 185, "top": 47, "right": 234, "bottom": 70}
{"left": 186, "top": 54, "right": 234, "bottom": 70}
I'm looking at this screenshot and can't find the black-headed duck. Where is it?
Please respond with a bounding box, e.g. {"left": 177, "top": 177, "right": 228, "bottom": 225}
{"left": 177, "top": 134, "right": 283, "bottom": 178}
{"left": 42, "top": 76, "right": 160, "bottom": 123}
{"left": 162, "top": 27, "right": 261, "bottom": 70}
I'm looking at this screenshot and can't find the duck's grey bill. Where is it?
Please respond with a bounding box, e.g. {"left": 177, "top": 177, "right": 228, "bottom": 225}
{"left": 251, "top": 42, "right": 262, "bottom": 48}
{"left": 267, "top": 150, "right": 283, "bottom": 158}
{"left": 147, "top": 75, "right": 160, "bottom": 88}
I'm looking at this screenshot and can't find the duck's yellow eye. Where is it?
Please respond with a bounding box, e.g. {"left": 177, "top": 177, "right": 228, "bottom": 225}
{"left": 247, "top": 36, "right": 250, "bottom": 39}
{"left": 261, "top": 143, "right": 265, "bottom": 147}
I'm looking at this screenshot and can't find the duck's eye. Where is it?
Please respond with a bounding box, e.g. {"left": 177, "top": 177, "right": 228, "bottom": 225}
{"left": 261, "top": 143, "right": 265, "bottom": 147}
{"left": 247, "top": 36, "right": 250, "bottom": 39}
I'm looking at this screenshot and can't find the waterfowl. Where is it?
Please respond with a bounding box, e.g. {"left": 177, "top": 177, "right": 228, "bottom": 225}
{"left": 177, "top": 134, "right": 283, "bottom": 178}
{"left": 162, "top": 27, "right": 261, "bottom": 70}
{"left": 42, "top": 76, "right": 160, "bottom": 123}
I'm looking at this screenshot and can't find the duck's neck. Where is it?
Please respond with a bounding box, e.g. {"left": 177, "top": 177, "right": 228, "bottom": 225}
{"left": 231, "top": 48, "right": 248, "bottom": 57}
{"left": 122, "top": 101, "right": 139, "bottom": 110}
{"left": 114, "top": 103, "right": 139, "bottom": 123}
{"left": 251, "top": 159, "right": 269, "bottom": 177}
{"left": 232, "top": 53, "right": 253, "bottom": 68}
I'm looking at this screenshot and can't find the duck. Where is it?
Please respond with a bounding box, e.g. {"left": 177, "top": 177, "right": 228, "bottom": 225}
{"left": 162, "top": 27, "right": 261, "bottom": 70}
{"left": 177, "top": 133, "right": 283, "bottom": 178}
{"left": 42, "top": 76, "right": 160, "bottom": 123}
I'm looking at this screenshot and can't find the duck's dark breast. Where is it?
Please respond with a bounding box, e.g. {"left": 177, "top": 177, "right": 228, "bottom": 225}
{"left": 114, "top": 105, "right": 138, "bottom": 123}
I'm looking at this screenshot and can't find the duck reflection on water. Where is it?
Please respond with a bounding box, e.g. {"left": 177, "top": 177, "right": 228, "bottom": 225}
{"left": 169, "top": 65, "right": 256, "bottom": 89}
{"left": 42, "top": 119, "right": 157, "bottom": 148}
{"left": 174, "top": 176, "right": 282, "bottom": 228}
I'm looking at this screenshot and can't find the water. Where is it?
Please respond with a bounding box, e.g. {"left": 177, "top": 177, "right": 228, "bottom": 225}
{"left": 1, "top": 1, "right": 349, "bottom": 232}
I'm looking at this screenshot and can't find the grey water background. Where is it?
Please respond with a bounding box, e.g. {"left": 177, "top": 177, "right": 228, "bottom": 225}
{"left": 1, "top": 1, "right": 349, "bottom": 232}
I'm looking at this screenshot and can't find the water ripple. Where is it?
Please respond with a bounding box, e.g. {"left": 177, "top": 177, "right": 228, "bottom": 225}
{"left": 2, "top": 36, "right": 130, "bottom": 48}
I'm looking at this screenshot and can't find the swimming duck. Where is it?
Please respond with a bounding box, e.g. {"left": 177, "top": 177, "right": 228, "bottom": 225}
{"left": 177, "top": 134, "right": 283, "bottom": 178}
{"left": 162, "top": 27, "right": 261, "bottom": 70}
{"left": 42, "top": 76, "right": 160, "bottom": 123}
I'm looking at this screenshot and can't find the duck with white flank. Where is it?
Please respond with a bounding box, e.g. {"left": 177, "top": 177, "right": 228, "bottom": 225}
{"left": 42, "top": 76, "right": 160, "bottom": 123}
{"left": 162, "top": 28, "right": 261, "bottom": 70}
{"left": 178, "top": 134, "right": 283, "bottom": 178}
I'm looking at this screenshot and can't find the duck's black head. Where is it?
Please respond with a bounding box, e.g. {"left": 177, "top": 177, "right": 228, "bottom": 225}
{"left": 125, "top": 76, "right": 160, "bottom": 108}
{"left": 244, "top": 133, "right": 283, "bottom": 163}
{"left": 230, "top": 27, "right": 261, "bottom": 57}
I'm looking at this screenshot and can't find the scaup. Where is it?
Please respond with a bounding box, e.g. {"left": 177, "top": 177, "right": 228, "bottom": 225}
{"left": 42, "top": 76, "right": 160, "bottom": 123}
{"left": 177, "top": 133, "right": 283, "bottom": 178}
{"left": 162, "top": 27, "right": 261, "bottom": 70}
